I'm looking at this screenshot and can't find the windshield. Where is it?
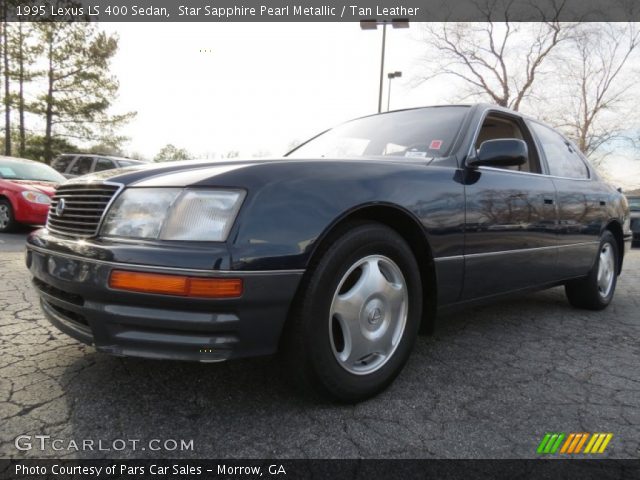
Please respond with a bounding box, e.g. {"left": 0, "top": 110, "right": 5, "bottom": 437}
{"left": 0, "top": 158, "right": 66, "bottom": 183}
{"left": 287, "top": 106, "right": 469, "bottom": 159}
{"left": 629, "top": 197, "right": 640, "bottom": 211}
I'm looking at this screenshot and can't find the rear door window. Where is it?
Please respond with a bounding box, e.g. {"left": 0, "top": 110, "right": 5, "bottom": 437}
{"left": 94, "top": 158, "right": 116, "bottom": 172}
{"left": 530, "top": 122, "right": 589, "bottom": 179}
{"left": 68, "top": 157, "right": 95, "bottom": 176}
{"left": 52, "top": 156, "right": 75, "bottom": 173}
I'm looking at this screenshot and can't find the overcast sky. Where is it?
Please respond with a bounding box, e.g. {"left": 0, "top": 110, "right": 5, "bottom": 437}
{"left": 101, "top": 22, "right": 453, "bottom": 157}
{"left": 101, "top": 22, "right": 639, "bottom": 189}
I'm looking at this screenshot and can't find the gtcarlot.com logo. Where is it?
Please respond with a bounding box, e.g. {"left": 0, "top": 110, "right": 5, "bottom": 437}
{"left": 15, "top": 435, "right": 194, "bottom": 452}
{"left": 537, "top": 432, "right": 613, "bottom": 455}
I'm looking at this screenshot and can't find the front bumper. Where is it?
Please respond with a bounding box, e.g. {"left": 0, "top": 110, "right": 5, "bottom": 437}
{"left": 14, "top": 199, "right": 49, "bottom": 225}
{"left": 26, "top": 236, "right": 303, "bottom": 362}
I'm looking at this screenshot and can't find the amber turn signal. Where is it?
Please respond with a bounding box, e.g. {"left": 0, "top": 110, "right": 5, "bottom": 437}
{"left": 109, "top": 270, "right": 243, "bottom": 298}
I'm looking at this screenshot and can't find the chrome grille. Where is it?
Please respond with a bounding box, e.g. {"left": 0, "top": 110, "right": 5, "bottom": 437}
{"left": 47, "top": 183, "right": 121, "bottom": 237}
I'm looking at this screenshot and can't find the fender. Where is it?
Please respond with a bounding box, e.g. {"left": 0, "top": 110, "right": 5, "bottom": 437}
{"left": 218, "top": 160, "right": 466, "bottom": 271}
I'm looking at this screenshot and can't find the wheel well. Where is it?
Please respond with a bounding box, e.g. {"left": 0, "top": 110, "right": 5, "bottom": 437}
{"left": 307, "top": 205, "right": 438, "bottom": 331}
{"left": 605, "top": 220, "right": 624, "bottom": 274}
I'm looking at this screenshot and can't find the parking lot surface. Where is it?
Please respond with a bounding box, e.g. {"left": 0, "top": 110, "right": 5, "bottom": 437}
{"left": 1, "top": 231, "right": 639, "bottom": 459}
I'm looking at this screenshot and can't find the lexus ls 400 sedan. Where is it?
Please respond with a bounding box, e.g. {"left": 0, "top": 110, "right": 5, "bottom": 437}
{"left": 26, "top": 104, "right": 632, "bottom": 401}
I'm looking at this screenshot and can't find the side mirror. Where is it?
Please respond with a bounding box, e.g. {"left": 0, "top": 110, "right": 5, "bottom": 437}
{"left": 467, "top": 139, "right": 528, "bottom": 168}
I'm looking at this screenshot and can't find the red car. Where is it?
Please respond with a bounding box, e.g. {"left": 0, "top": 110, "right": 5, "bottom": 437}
{"left": 0, "top": 156, "right": 66, "bottom": 232}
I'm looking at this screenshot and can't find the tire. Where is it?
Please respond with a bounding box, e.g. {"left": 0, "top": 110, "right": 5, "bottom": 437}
{"left": 565, "top": 231, "right": 618, "bottom": 310}
{"left": 284, "top": 222, "right": 423, "bottom": 402}
{"left": 0, "top": 199, "right": 16, "bottom": 233}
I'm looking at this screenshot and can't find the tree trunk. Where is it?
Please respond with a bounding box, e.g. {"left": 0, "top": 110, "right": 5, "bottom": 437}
{"left": 2, "top": 10, "right": 11, "bottom": 156}
{"left": 17, "top": 23, "right": 25, "bottom": 157}
{"left": 44, "top": 32, "right": 54, "bottom": 164}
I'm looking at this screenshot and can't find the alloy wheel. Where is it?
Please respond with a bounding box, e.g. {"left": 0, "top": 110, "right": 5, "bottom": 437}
{"left": 329, "top": 255, "right": 408, "bottom": 375}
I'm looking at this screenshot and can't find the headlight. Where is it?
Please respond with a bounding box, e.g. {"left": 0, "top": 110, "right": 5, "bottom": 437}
{"left": 21, "top": 191, "right": 51, "bottom": 205}
{"left": 101, "top": 188, "right": 246, "bottom": 241}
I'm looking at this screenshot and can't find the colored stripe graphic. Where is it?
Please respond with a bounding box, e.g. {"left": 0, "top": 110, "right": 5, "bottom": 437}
{"left": 567, "top": 433, "right": 583, "bottom": 453}
{"left": 540, "top": 433, "right": 613, "bottom": 454}
{"left": 537, "top": 433, "right": 565, "bottom": 454}
{"left": 550, "top": 433, "right": 565, "bottom": 453}
{"left": 584, "top": 433, "right": 614, "bottom": 454}
{"left": 537, "top": 434, "right": 552, "bottom": 454}
{"left": 574, "top": 433, "right": 589, "bottom": 453}
{"left": 598, "top": 433, "right": 613, "bottom": 453}
{"left": 560, "top": 433, "right": 575, "bottom": 454}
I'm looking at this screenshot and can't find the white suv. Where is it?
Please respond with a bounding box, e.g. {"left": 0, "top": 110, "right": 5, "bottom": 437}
{"left": 52, "top": 154, "right": 147, "bottom": 179}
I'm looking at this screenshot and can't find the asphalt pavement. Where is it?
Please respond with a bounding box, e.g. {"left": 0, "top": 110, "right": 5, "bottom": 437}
{"left": 1, "top": 231, "right": 639, "bottom": 459}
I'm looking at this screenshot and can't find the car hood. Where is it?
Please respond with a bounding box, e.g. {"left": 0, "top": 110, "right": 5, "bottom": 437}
{"left": 64, "top": 156, "right": 437, "bottom": 188}
{"left": 10, "top": 180, "right": 58, "bottom": 196}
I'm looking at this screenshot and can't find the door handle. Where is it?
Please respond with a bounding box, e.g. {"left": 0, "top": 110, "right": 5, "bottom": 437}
{"left": 544, "top": 198, "right": 555, "bottom": 205}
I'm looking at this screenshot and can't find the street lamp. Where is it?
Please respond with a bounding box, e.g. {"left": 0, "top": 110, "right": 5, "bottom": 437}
{"left": 360, "top": 19, "right": 409, "bottom": 113}
{"left": 387, "top": 71, "right": 402, "bottom": 111}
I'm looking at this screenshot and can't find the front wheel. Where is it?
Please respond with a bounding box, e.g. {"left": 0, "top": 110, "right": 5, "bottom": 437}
{"left": 284, "top": 222, "right": 423, "bottom": 402}
{"left": 0, "top": 199, "right": 16, "bottom": 233}
{"left": 565, "top": 231, "right": 619, "bottom": 310}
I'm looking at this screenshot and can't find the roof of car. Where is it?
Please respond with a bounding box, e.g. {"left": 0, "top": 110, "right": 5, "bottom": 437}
{"left": 55, "top": 153, "right": 147, "bottom": 163}
{"left": 0, "top": 155, "right": 49, "bottom": 165}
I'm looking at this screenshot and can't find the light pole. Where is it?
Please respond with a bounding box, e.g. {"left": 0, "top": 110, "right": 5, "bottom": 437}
{"left": 387, "top": 71, "right": 402, "bottom": 111}
{"left": 360, "top": 19, "right": 409, "bottom": 113}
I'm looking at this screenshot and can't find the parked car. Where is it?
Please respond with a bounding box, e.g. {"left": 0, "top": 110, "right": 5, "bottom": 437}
{"left": 52, "top": 153, "right": 146, "bottom": 179}
{"left": 627, "top": 194, "right": 640, "bottom": 247}
{"left": 0, "top": 156, "right": 66, "bottom": 233}
{"left": 26, "top": 104, "right": 632, "bottom": 401}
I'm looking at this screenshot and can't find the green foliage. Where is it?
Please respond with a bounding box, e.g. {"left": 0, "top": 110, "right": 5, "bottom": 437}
{"left": 154, "top": 144, "right": 191, "bottom": 162}
{"left": 0, "top": 6, "right": 135, "bottom": 162}
{"left": 32, "top": 22, "right": 136, "bottom": 161}
{"left": 1, "top": 132, "right": 78, "bottom": 162}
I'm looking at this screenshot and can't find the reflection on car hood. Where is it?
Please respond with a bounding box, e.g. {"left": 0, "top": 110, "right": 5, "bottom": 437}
{"left": 10, "top": 180, "right": 58, "bottom": 196}
{"left": 63, "top": 156, "right": 438, "bottom": 188}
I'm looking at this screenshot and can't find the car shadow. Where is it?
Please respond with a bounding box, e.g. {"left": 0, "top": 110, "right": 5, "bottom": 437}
{"left": 54, "top": 286, "right": 576, "bottom": 458}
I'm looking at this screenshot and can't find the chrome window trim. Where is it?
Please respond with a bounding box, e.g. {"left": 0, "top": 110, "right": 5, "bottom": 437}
{"left": 477, "top": 166, "right": 549, "bottom": 178}
{"left": 477, "top": 165, "right": 594, "bottom": 182}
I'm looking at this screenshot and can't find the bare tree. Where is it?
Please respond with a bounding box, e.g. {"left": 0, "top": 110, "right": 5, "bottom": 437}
{"left": 418, "top": 2, "right": 572, "bottom": 110}
{"left": 551, "top": 23, "right": 639, "bottom": 156}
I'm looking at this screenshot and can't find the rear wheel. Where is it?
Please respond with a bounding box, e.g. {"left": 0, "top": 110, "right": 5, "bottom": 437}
{"left": 565, "top": 231, "right": 618, "bottom": 310}
{"left": 0, "top": 199, "right": 16, "bottom": 233}
{"left": 284, "top": 222, "right": 423, "bottom": 402}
